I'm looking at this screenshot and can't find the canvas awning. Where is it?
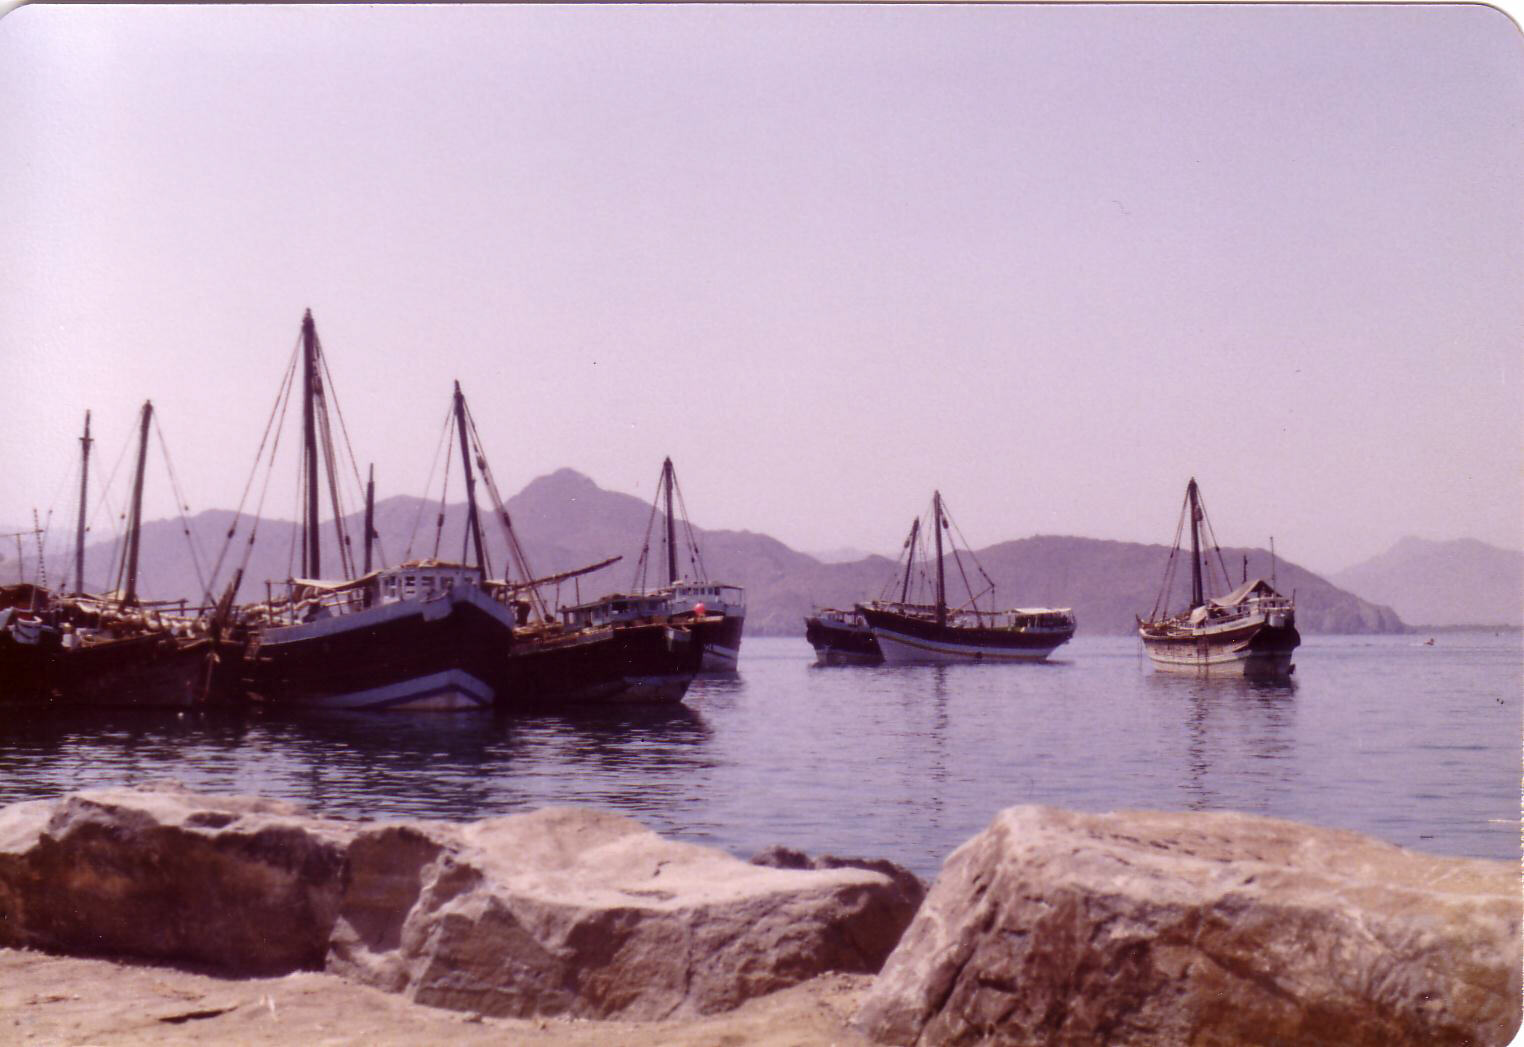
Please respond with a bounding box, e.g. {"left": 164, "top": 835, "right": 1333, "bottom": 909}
{"left": 1209, "top": 577, "right": 1279, "bottom": 608}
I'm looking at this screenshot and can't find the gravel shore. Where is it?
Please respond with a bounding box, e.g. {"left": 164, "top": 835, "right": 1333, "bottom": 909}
{"left": 0, "top": 949, "right": 874, "bottom": 1046}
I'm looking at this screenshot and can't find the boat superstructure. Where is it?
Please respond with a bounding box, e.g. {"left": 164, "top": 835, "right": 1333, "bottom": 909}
{"left": 1136, "top": 478, "right": 1300, "bottom": 678}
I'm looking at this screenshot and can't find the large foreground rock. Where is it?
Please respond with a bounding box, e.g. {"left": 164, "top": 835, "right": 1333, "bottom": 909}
{"left": 0, "top": 785, "right": 917, "bottom": 1020}
{"left": 0, "top": 788, "right": 347, "bottom": 974}
{"left": 854, "top": 806, "right": 1521, "bottom": 1046}
{"left": 328, "top": 809, "right": 917, "bottom": 1019}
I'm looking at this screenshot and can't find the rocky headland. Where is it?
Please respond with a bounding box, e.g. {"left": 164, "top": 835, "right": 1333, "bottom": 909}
{"left": 0, "top": 784, "right": 1517, "bottom": 1045}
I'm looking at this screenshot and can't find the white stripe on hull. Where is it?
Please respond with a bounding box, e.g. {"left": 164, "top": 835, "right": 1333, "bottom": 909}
{"left": 1142, "top": 642, "right": 1294, "bottom": 677}
{"left": 874, "top": 629, "right": 1066, "bottom": 665}
{"left": 292, "top": 668, "right": 495, "bottom": 711}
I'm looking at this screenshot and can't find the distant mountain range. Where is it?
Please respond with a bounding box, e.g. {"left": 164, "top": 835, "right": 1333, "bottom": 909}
{"left": 7, "top": 468, "right": 1408, "bottom": 635}
{"left": 1331, "top": 537, "right": 1523, "bottom": 628}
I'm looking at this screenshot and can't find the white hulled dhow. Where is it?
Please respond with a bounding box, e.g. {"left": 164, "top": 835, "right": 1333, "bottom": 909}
{"left": 1136, "top": 478, "right": 1300, "bottom": 678}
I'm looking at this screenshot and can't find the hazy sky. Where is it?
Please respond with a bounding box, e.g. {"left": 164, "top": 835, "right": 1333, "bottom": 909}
{"left": 2, "top": 3, "right": 1520, "bottom": 577}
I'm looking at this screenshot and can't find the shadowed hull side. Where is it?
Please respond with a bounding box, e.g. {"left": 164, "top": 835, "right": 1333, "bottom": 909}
{"left": 497, "top": 622, "right": 702, "bottom": 707}
{"left": 242, "top": 588, "right": 515, "bottom": 711}
{"left": 805, "top": 615, "right": 883, "bottom": 666}
{"left": 859, "top": 606, "right": 1075, "bottom": 665}
{"left": 56, "top": 634, "right": 217, "bottom": 708}
{"left": 691, "top": 612, "right": 745, "bottom": 672}
{"left": 0, "top": 634, "right": 59, "bottom": 703}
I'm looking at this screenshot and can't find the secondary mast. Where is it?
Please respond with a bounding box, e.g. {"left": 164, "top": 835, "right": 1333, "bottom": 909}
{"left": 933, "top": 490, "right": 946, "bottom": 628}
{"left": 899, "top": 517, "right": 920, "bottom": 604}
{"left": 363, "top": 463, "right": 376, "bottom": 575}
{"left": 74, "top": 410, "right": 92, "bottom": 596}
{"left": 452, "top": 382, "right": 486, "bottom": 576}
{"left": 122, "top": 401, "right": 152, "bottom": 608}
{"left": 301, "top": 309, "right": 321, "bottom": 579}
{"left": 1187, "top": 477, "right": 1204, "bottom": 610}
{"left": 663, "top": 457, "right": 677, "bottom": 587}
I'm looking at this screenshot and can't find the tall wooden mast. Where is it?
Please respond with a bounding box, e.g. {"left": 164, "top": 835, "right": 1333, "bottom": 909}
{"left": 1187, "top": 477, "right": 1204, "bottom": 610}
{"left": 363, "top": 463, "right": 376, "bottom": 575}
{"left": 74, "top": 410, "right": 92, "bottom": 596}
{"left": 453, "top": 381, "right": 486, "bottom": 576}
{"left": 122, "top": 401, "right": 152, "bottom": 608}
{"left": 933, "top": 491, "right": 946, "bottom": 627}
{"left": 301, "top": 309, "right": 321, "bottom": 579}
{"left": 663, "top": 457, "right": 677, "bottom": 587}
{"left": 899, "top": 516, "right": 920, "bottom": 604}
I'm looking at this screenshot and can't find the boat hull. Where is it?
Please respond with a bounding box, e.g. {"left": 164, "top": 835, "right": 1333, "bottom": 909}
{"left": 859, "top": 607, "right": 1074, "bottom": 664}
{"left": 0, "top": 628, "right": 60, "bottom": 702}
{"left": 1139, "top": 619, "right": 1300, "bottom": 678}
{"left": 56, "top": 633, "right": 216, "bottom": 708}
{"left": 804, "top": 615, "right": 883, "bottom": 666}
{"left": 497, "top": 622, "right": 701, "bottom": 707}
{"left": 242, "top": 587, "right": 514, "bottom": 711}
{"left": 692, "top": 611, "right": 745, "bottom": 672}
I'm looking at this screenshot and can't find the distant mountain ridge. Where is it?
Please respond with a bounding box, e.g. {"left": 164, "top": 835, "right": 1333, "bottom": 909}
{"left": 1332, "top": 537, "right": 1523, "bottom": 628}
{"left": 15, "top": 468, "right": 1405, "bottom": 636}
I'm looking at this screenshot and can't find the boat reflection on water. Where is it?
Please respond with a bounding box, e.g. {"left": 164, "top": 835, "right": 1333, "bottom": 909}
{"left": 0, "top": 703, "right": 715, "bottom": 826}
{"left": 1141, "top": 669, "right": 1298, "bottom": 813}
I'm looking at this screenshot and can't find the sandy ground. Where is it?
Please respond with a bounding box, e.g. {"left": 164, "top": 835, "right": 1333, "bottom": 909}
{"left": 0, "top": 948, "right": 877, "bottom": 1047}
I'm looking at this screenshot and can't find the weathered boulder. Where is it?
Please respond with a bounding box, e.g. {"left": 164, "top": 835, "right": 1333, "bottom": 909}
{"left": 853, "top": 806, "right": 1521, "bottom": 1046}
{"left": 0, "top": 783, "right": 349, "bottom": 974}
{"left": 751, "top": 844, "right": 928, "bottom": 922}
{"left": 328, "top": 807, "right": 920, "bottom": 1019}
{"left": 0, "top": 785, "right": 918, "bottom": 1022}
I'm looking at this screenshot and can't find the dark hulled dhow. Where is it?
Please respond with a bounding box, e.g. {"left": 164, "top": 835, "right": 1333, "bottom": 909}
{"left": 804, "top": 607, "right": 883, "bottom": 666}
{"left": 858, "top": 493, "right": 1075, "bottom": 664}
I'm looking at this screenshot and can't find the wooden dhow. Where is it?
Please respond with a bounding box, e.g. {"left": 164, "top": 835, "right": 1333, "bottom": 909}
{"left": 804, "top": 606, "right": 883, "bottom": 666}
{"left": 1136, "top": 478, "right": 1300, "bottom": 678}
{"left": 857, "top": 492, "right": 1075, "bottom": 664}
{"left": 620, "top": 457, "right": 746, "bottom": 672}
{"left": 1, "top": 405, "right": 222, "bottom": 708}
{"left": 230, "top": 314, "right": 517, "bottom": 711}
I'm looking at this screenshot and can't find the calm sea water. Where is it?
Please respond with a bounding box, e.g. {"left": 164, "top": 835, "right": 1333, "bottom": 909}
{"left": 0, "top": 633, "right": 1517, "bottom": 880}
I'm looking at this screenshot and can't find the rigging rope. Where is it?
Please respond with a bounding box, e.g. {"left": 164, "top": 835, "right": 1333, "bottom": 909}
{"left": 406, "top": 405, "right": 454, "bottom": 563}
{"left": 670, "top": 470, "right": 707, "bottom": 583}
{"left": 431, "top": 412, "right": 454, "bottom": 561}
{"left": 317, "top": 339, "right": 379, "bottom": 569}
{"left": 630, "top": 463, "right": 664, "bottom": 592}
{"left": 91, "top": 417, "right": 139, "bottom": 597}
{"left": 208, "top": 331, "right": 301, "bottom": 599}
{"left": 151, "top": 411, "right": 213, "bottom": 607}
{"left": 1149, "top": 492, "right": 1189, "bottom": 621}
{"left": 463, "top": 398, "right": 546, "bottom": 617}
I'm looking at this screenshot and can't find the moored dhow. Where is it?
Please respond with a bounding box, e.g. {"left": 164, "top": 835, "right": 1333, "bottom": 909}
{"left": 4, "top": 405, "right": 224, "bottom": 709}
{"left": 1136, "top": 478, "right": 1300, "bottom": 678}
{"left": 241, "top": 560, "right": 515, "bottom": 711}
{"left": 227, "top": 314, "right": 517, "bottom": 711}
{"left": 621, "top": 457, "right": 746, "bottom": 672}
{"left": 804, "top": 607, "right": 883, "bottom": 666}
{"left": 857, "top": 492, "right": 1075, "bottom": 664}
{"left": 510, "top": 589, "right": 710, "bottom": 705}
